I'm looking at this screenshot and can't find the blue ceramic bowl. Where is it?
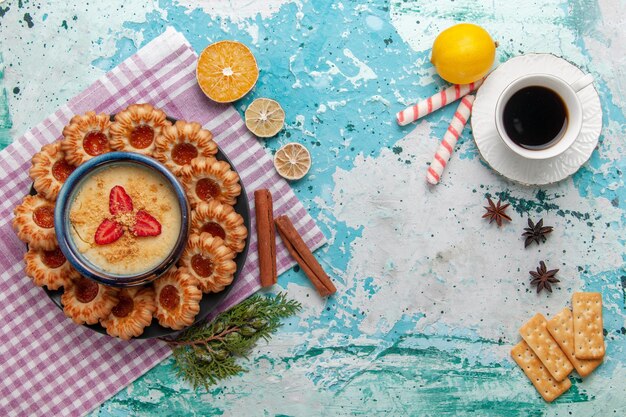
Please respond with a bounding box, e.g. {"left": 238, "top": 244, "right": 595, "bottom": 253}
{"left": 54, "top": 152, "right": 191, "bottom": 287}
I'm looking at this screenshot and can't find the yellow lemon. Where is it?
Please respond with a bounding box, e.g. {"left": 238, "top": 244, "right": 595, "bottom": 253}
{"left": 431, "top": 23, "right": 496, "bottom": 84}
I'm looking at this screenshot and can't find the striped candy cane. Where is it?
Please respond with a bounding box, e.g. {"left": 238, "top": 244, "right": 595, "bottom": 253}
{"left": 396, "top": 78, "right": 483, "bottom": 126}
{"left": 426, "top": 95, "right": 475, "bottom": 185}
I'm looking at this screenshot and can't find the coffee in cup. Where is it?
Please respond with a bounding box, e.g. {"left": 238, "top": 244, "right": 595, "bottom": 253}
{"left": 502, "top": 86, "right": 567, "bottom": 150}
{"left": 495, "top": 73, "right": 594, "bottom": 160}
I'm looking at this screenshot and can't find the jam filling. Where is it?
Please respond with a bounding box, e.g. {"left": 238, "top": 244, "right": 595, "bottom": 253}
{"left": 112, "top": 295, "right": 134, "bottom": 318}
{"left": 75, "top": 278, "right": 99, "bottom": 303}
{"left": 33, "top": 206, "right": 55, "bottom": 228}
{"left": 200, "top": 222, "right": 226, "bottom": 239}
{"left": 129, "top": 125, "right": 154, "bottom": 149}
{"left": 83, "top": 131, "right": 109, "bottom": 156}
{"left": 195, "top": 178, "right": 220, "bottom": 201}
{"left": 159, "top": 285, "right": 180, "bottom": 311}
{"left": 171, "top": 143, "right": 198, "bottom": 166}
{"left": 191, "top": 254, "right": 214, "bottom": 277}
{"left": 41, "top": 248, "right": 66, "bottom": 268}
{"left": 51, "top": 160, "right": 76, "bottom": 182}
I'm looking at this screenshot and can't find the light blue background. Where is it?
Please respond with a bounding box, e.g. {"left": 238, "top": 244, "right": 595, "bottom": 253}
{"left": 1, "top": 1, "right": 624, "bottom": 415}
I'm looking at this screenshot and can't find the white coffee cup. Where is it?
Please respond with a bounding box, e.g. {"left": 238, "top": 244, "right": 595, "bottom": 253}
{"left": 495, "top": 73, "right": 594, "bottom": 160}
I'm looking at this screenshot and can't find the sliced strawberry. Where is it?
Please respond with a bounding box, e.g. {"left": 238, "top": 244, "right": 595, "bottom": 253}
{"left": 132, "top": 210, "right": 162, "bottom": 237}
{"left": 95, "top": 219, "right": 124, "bottom": 245}
{"left": 109, "top": 185, "right": 133, "bottom": 215}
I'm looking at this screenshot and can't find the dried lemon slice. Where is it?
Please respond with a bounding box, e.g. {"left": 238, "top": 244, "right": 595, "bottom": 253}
{"left": 196, "top": 40, "right": 259, "bottom": 103}
{"left": 273, "top": 143, "right": 311, "bottom": 180}
{"left": 244, "top": 98, "right": 285, "bottom": 138}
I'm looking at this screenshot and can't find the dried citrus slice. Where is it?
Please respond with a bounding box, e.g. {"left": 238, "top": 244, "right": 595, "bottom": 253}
{"left": 244, "top": 98, "right": 285, "bottom": 138}
{"left": 196, "top": 40, "right": 259, "bottom": 103}
{"left": 273, "top": 142, "right": 311, "bottom": 180}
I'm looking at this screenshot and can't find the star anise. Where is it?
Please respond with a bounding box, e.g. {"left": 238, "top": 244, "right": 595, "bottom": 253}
{"left": 522, "top": 218, "right": 553, "bottom": 247}
{"left": 482, "top": 197, "right": 512, "bottom": 227}
{"left": 529, "top": 261, "right": 560, "bottom": 293}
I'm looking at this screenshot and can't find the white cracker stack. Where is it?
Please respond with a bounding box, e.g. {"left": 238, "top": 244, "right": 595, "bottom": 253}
{"left": 510, "top": 292, "right": 605, "bottom": 402}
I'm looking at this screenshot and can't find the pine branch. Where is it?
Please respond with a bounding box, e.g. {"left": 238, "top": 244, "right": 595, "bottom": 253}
{"left": 162, "top": 292, "right": 301, "bottom": 390}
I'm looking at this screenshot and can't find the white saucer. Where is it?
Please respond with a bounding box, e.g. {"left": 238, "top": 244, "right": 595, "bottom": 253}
{"left": 471, "top": 53, "right": 602, "bottom": 186}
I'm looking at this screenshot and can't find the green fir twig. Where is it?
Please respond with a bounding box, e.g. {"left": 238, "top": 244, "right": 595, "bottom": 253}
{"left": 161, "top": 292, "right": 301, "bottom": 390}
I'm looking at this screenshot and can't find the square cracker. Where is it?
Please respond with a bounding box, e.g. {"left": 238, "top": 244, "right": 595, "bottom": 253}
{"left": 547, "top": 308, "right": 603, "bottom": 377}
{"left": 519, "top": 313, "right": 573, "bottom": 381}
{"left": 511, "top": 340, "right": 572, "bottom": 402}
{"left": 572, "top": 292, "right": 605, "bottom": 359}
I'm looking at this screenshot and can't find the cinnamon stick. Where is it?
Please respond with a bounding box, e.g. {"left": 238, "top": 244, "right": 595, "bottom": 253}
{"left": 274, "top": 215, "right": 336, "bottom": 297}
{"left": 254, "top": 189, "right": 277, "bottom": 287}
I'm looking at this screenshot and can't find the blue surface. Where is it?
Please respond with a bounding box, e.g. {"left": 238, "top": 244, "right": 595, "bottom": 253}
{"left": 1, "top": 0, "right": 625, "bottom": 415}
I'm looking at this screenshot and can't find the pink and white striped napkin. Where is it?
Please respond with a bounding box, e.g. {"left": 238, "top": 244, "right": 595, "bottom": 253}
{"left": 0, "top": 27, "right": 326, "bottom": 417}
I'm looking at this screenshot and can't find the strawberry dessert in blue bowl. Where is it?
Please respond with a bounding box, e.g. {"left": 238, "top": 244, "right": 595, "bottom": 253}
{"left": 55, "top": 152, "right": 191, "bottom": 287}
